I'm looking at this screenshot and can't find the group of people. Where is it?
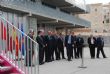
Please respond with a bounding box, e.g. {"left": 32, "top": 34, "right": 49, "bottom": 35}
{"left": 36, "top": 30, "right": 107, "bottom": 65}
{"left": 88, "top": 35, "right": 107, "bottom": 59}
{"left": 36, "top": 30, "right": 66, "bottom": 65}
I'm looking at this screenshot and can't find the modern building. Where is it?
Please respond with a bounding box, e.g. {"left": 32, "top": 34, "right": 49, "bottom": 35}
{"left": 0, "top": 0, "right": 90, "bottom": 35}
{"left": 0, "top": 0, "right": 90, "bottom": 74}
{"left": 79, "top": 3, "right": 110, "bottom": 33}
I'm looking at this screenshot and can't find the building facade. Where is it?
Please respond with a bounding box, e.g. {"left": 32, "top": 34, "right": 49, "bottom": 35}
{"left": 79, "top": 3, "right": 110, "bottom": 33}
{"left": 0, "top": 0, "right": 90, "bottom": 36}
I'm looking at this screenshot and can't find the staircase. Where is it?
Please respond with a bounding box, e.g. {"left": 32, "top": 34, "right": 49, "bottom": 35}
{"left": 0, "top": 13, "right": 39, "bottom": 74}
{"left": 0, "top": 55, "right": 21, "bottom": 74}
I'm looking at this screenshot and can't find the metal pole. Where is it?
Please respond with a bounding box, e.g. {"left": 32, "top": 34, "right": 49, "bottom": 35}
{"left": 31, "top": 40, "right": 33, "bottom": 74}
{"left": 37, "top": 43, "right": 39, "bottom": 74}
{"left": 24, "top": 36, "right": 26, "bottom": 73}
{"left": 0, "top": 24, "right": 1, "bottom": 53}
{"left": 78, "top": 47, "right": 87, "bottom": 68}
{"left": 27, "top": 37, "right": 29, "bottom": 74}
{"left": 78, "top": 0, "right": 87, "bottom": 68}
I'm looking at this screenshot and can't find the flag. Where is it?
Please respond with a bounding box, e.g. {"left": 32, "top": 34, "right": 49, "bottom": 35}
{"left": 1, "top": 20, "right": 7, "bottom": 51}
{"left": 12, "top": 14, "right": 16, "bottom": 50}
{"left": 0, "top": 20, "right": 2, "bottom": 40}
{"left": 1, "top": 21, "right": 3, "bottom": 40}
{"left": 3, "top": 23, "right": 6, "bottom": 40}
{"left": 9, "top": 23, "right": 13, "bottom": 53}
{"left": 9, "top": 36, "right": 13, "bottom": 53}
{"left": 21, "top": 24, "right": 25, "bottom": 56}
{"left": 0, "top": 21, "right": 1, "bottom": 45}
{"left": 16, "top": 36, "right": 19, "bottom": 57}
{"left": 11, "top": 14, "right": 18, "bottom": 57}
{"left": 7, "top": 26, "right": 9, "bottom": 51}
{"left": 1, "top": 21, "right": 6, "bottom": 40}
{"left": 0, "top": 20, "right": 2, "bottom": 48}
{"left": 7, "top": 13, "right": 10, "bottom": 51}
{"left": 13, "top": 27, "right": 16, "bottom": 50}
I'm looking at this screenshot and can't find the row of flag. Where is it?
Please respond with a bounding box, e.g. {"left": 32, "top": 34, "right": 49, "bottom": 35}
{"left": 0, "top": 14, "right": 25, "bottom": 58}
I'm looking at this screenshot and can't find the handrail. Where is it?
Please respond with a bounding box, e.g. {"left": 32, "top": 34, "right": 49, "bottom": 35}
{"left": 0, "top": 13, "right": 39, "bottom": 74}
{"left": 0, "top": 14, "right": 38, "bottom": 44}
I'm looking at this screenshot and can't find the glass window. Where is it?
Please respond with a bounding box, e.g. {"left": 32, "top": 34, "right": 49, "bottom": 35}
{"left": 95, "top": 30, "right": 97, "bottom": 33}
{"left": 30, "top": 0, "right": 36, "bottom": 2}
{"left": 103, "top": 21, "right": 104, "bottom": 24}
{"left": 104, "top": 15, "right": 106, "bottom": 19}
{"left": 95, "top": 8, "right": 97, "bottom": 12}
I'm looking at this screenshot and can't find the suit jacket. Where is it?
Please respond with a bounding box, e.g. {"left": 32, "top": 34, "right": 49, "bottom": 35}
{"left": 25, "top": 34, "right": 34, "bottom": 55}
{"left": 65, "top": 35, "right": 74, "bottom": 47}
{"left": 96, "top": 37, "right": 104, "bottom": 47}
{"left": 36, "top": 36, "right": 44, "bottom": 48}
{"left": 57, "top": 36, "right": 64, "bottom": 48}
{"left": 76, "top": 37, "right": 84, "bottom": 47}
{"left": 45, "top": 35, "right": 53, "bottom": 48}
{"left": 51, "top": 35, "right": 58, "bottom": 47}
{"left": 73, "top": 36, "right": 77, "bottom": 47}
{"left": 88, "top": 37, "right": 96, "bottom": 46}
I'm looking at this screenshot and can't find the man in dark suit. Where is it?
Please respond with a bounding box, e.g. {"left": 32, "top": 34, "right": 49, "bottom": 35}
{"left": 51, "top": 31, "right": 59, "bottom": 60}
{"left": 72, "top": 32, "right": 78, "bottom": 59}
{"left": 25, "top": 29, "right": 35, "bottom": 66}
{"left": 96, "top": 35, "right": 107, "bottom": 58}
{"left": 36, "top": 30, "right": 45, "bottom": 65}
{"left": 65, "top": 31, "right": 74, "bottom": 61}
{"left": 76, "top": 34, "right": 84, "bottom": 58}
{"left": 57, "top": 33, "right": 65, "bottom": 59}
{"left": 45, "top": 31, "right": 53, "bottom": 62}
{"left": 88, "top": 35, "right": 96, "bottom": 59}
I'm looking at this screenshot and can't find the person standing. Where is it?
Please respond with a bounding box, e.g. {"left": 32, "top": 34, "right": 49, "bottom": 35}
{"left": 65, "top": 31, "right": 74, "bottom": 61}
{"left": 25, "top": 29, "right": 35, "bottom": 66}
{"left": 76, "top": 34, "right": 84, "bottom": 58}
{"left": 45, "top": 31, "right": 53, "bottom": 62}
{"left": 72, "top": 32, "right": 78, "bottom": 59}
{"left": 36, "top": 30, "right": 45, "bottom": 65}
{"left": 96, "top": 35, "right": 107, "bottom": 58}
{"left": 88, "top": 35, "right": 96, "bottom": 59}
{"left": 51, "top": 31, "right": 59, "bottom": 60}
{"left": 57, "top": 33, "right": 65, "bottom": 59}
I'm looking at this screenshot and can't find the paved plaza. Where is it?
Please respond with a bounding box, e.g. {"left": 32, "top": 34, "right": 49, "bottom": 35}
{"left": 39, "top": 47, "right": 110, "bottom": 74}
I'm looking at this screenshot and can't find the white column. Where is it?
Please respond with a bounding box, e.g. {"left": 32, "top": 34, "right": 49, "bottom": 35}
{"left": 28, "top": 17, "right": 37, "bottom": 37}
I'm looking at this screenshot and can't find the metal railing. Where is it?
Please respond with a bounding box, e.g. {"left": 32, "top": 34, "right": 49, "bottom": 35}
{"left": 0, "top": 14, "right": 39, "bottom": 74}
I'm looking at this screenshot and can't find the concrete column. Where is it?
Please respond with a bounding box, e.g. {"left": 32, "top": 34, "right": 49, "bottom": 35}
{"left": 28, "top": 17, "right": 37, "bottom": 37}
{"left": 22, "top": 16, "right": 28, "bottom": 34}
{"left": 64, "top": 27, "right": 68, "bottom": 35}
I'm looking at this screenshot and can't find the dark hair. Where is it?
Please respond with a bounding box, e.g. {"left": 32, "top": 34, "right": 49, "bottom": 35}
{"left": 38, "top": 31, "right": 42, "bottom": 35}
{"left": 59, "top": 33, "right": 62, "bottom": 36}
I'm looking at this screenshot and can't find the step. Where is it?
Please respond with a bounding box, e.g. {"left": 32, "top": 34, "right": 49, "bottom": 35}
{"left": 0, "top": 55, "right": 23, "bottom": 74}
{"left": 0, "top": 66, "right": 12, "bottom": 72}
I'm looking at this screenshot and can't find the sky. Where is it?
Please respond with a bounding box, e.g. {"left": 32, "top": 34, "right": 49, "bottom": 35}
{"left": 85, "top": 0, "right": 110, "bottom": 4}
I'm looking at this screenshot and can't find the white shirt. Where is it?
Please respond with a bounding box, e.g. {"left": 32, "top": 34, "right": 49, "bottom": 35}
{"left": 91, "top": 38, "right": 94, "bottom": 44}
{"left": 68, "top": 35, "right": 71, "bottom": 44}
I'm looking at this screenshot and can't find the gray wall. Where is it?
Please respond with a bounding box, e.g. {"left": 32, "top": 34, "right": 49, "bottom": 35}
{"left": 82, "top": 35, "right": 110, "bottom": 47}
